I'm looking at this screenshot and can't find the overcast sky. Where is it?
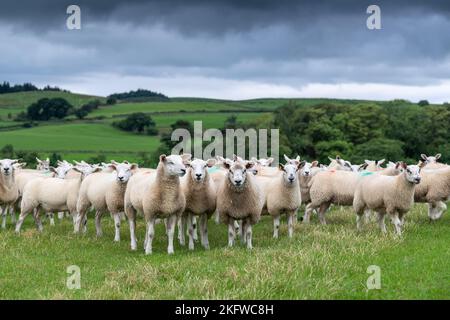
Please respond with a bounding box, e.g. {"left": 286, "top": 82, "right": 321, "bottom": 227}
{"left": 1, "top": 0, "right": 450, "bottom": 102}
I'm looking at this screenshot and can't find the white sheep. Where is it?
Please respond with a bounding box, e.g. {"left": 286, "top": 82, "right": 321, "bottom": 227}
{"left": 414, "top": 166, "right": 450, "bottom": 220}
{"left": 258, "top": 161, "right": 303, "bottom": 238}
{"left": 328, "top": 155, "right": 353, "bottom": 171}
{"left": 217, "top": 158, "right": 264, "bottom": 249}
{"left": 179, "top": 158, "right": 217, "bottom": 250}
{"left": 15, "top": 164, "right": 101, "bottom": 233}
{"left": 0, "top": 159, "right": 20, "bottom": 229}
{"left": 36, "top": 157, "right": 50, "bottom": 171}
{"left": 364, "top": 159, "right": 385, "bottom": 171}
{"left": 353, "top": 163, "right": 423, "bottom": 235}
{"left": 420, "top": 154, "right": 447, "bottom": 169}
{"left": 124, "top": 154, "right": 190, "bottom": 254}
{"left": 75, "top": 161, "right": 138, "bottom": 241}
{"left": 304, "top": 169, "right": 367, "bottom": 224}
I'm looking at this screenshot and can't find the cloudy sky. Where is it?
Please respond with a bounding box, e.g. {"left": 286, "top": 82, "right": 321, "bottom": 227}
{"left": 1, "top": 0, "right": 450, "bottom": 102}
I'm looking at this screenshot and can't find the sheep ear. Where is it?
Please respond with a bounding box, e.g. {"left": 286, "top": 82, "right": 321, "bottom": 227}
{"left": 359, "top": 163, "right": 368, "bottom": 171}
{"left": 36, "top": 157, "right": 41, "bottom": 163}
{"left": 222, "top": 160, "right": 231, "bottom": 170}
{"left": 181, "top": 154, "right": 192, "bottom": 164}
{"left": 245, "top": 161, "right": 255, "bottom": 169}
{"left": 378, "top": 159, "right": 385, "bottom": 165}
{"left": 418, "top": 161, "right": 426, "bottom": 169}
{"left": 46, "top": 158, "right": 49, "bottom": 162}
{"left": 130, "top": 163, "right": 139, "bottom": 170}
{"left": 278, "top": 163, "right": 285, "bottom": 171}
{"left": 93, "top": 167, "right": 103, "bottom": 173}
{"left": 298, "top": 161, "right": 306, "bottom": 170}
{"left": 206, "top": 159, "right": 216, "bottom": 167}
{"left": 108, "top": 164, "right": 117, "bottom": 171}
{"left": 311, "top": 161, "right": 318, "bottom": 167}
{"left": 111, "top": 160, "right": 119, "bottom": 165}
{"left": 364, "top": 160, "right": 371, "bottom": 165}
{"left": 421, "top": 154, "right": 428, "bottom": 161}
{"left": 160, "top": 154, "right": 167, "bottom": 162}
{"left": 284, "top": 154, "right": 291, "bottom": 162}
{"left": 435, "top": 153, "right": 441, "bottom": 160}
{"left": 72, "top": 167, "right": 82, "bottom": 173}
{"left": 401, "top": 162, "right": 408, "bottom": 170}
{"left": 328, "top": 157, "right": 334, "bottom": 162}
{"left": 267, "top": 157, "right": 274, "bottom": 165}
{"left": 295, "top": 156, "right": 300, "bottom": 161}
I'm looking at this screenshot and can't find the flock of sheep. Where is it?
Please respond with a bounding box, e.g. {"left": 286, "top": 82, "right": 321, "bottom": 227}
{"left": 0, "top": 152, "right": 449, "bottom": 254}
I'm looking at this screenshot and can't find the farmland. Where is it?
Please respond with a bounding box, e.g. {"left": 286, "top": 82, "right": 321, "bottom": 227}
{"left": 0, "top": 204, "right": 448, "bottom": 299}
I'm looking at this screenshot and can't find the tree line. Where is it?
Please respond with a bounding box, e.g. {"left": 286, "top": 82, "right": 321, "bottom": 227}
{"left": 268, "top": 100, "right": 450, "bottom": 164}
{"left": 0, "top": 82, "right": 67, "bottom": 94}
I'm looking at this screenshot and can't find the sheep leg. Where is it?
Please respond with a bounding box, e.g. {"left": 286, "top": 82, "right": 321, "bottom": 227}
{"left": 235, "top": 220, "right": 241, "bottom": 238}
{"left": 377, "top": 211, "right": 387, "bottom": 234}
{"left": 58, "top": 212, "right": 64, "bottom": 220}
{"left": 200, "top": 213, "right": 209, "bottom": 250}
{"left": 318, "top": 203, "right": 330, "bottom": 225}
{"left": 144, "top": 217, "right": 156, "bottom": 255}
{"left": 33, "top": 209, "right": 43, "bottom": 232}
{"left": 356, "top": 213, "right": 364, "bottom": 231}
{"left": 177, "top": 216, "right": 183, "bottom": 243}
{"left": 48, "top": 213, "right": 55, "bottom": 226}
{"left": 167, "top": 214, "right": 177, "bottom": 255}
{"left": 240, "top": 219, "right": 247, "bottom": 244}
{"left": 228, "top": 219, "right": 236, "bottom": 247}
{"left": 192, "top": 216, "right": 198, "bottom": 242}
{"left": 94, "top": 210, "right": 103, "bottom": 237}
{"left": 126, "top": 206, "right": 138, "bottom": 251}
{"left": 112, "top": 212, "right": 121, "bottom": 242}
{"left": 15, "top": 206, "right": 33, "bottom": 234}
{"left": 303, "top": 204, "right": 313, "bottom": 224}
{"left": 178, "top": 216, "right": 186, "bottom": 246}
{"left": 287, "top": 211, "right": 295, "bottom": 238}
{"left": 9, "top": 206, "right": 16, "bottom": 224}
{"left": 1, "top": 206, "right": 6, "bottom": 229}
{"left": 213, "top": 210, "right": 220, "bottom": 224}
{"left": 272, "top": 215, "right": 280, "bottom": 239}
{"left": 245, "top": 219, "right": 253, "bottom": 250}
{"left": 187, "top": 213, "right": 195, "bottom": 251}
{"left": 119, "top": 211, "right": 126, "bottom": 221}
{"left": 391, "top": 212, "right": 402, "bottom": 236}
{"left": 364, "top": 209, "right": 372, "bottom": 224}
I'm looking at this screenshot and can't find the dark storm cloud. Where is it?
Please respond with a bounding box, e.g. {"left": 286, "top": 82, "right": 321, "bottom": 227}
{"left": 1, "top": 1, "right": 450, "bottom": 101}
{"left": 2, "top": 0, "right": 450, "bottom": 34}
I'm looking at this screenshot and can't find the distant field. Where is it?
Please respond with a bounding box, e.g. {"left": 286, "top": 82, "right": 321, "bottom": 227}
{"left": 88, "top": 101, "right": 255, "bottom": 118}
{"left": 0, "top": 91, "right": 104, "bottom": 117}
{"left": 0, "top": 123, "right": 159, "bottom": 155}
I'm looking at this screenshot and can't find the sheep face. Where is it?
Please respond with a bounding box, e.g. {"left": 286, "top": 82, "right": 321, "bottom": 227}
{"left": 279, "top": 163, "right": 299, "bottom": 185}
{"left": 223, "top": 160, "right": 254, "bottom": 187}
{"left": 300, "top": 161, "right": 318, "bottom": 177}
{"left": 51, "top": 163, "right": 74, "bottom": 179}
{"left": 364, "top": 159, "right": 385, "bottom": 170}
{"left": 255, "top": 157, "right": 274, "bottom": 167}
{"left": 160, "top": 154, "right": 190, "bottom": 177}
{"left": 188, "top": 158, "right": 215, "bottom": 182}
{"left": 36, "top": 157, "right": 50, "bottom": 171}
{"left": 111, "top": 162, "right": 138, "bottom": 183}
{"left": 0, "top": 159, "right": 18, "bottom": 177}
{"left": 421, "top": 153, "right": 441, "bottom": 164}
{"left": 72, "top": 164, "right": 102, "bottom": 178}
{"left": 403, "top": 164, "right": 422, "bottom": 184}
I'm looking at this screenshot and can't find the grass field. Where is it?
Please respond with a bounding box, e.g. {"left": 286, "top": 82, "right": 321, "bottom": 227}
{"left": 0, "top": 123, "right": 160, "bottom": 156}
{"left": 0, "top": 204, "right": 448, "bottom": 299}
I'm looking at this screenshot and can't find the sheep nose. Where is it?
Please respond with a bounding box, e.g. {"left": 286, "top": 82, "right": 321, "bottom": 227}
{"left": 196, "top": 173, "right": 202, "bottom": 178}
{"left": 180, "top": 168, "right": 186, "bottom": 174}
{"left": 415, "top": 177, "right": 421, "bottom": 183}
{"left": 118, "top": 176, "right": 124, "bottom": 181}
{"left": 235, "top": 179, "right": 242, "bottom": 185}
{"left": 289, "top": 176, "right": 295, "bottom": 182}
